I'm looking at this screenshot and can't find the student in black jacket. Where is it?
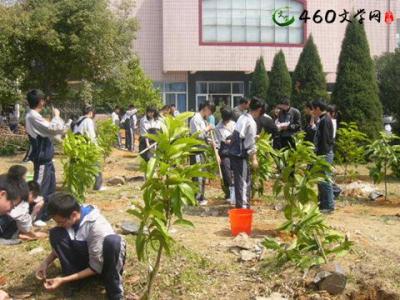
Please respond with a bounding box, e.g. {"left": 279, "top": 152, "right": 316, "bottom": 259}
{"left": 256, "top": 104, "right": 279, "bottom": 148}
{"left": 275, "top": 98, "right": 301, "bottom": 149}
{"left": 311, "top": 99, "right": 335, "bottom": 213}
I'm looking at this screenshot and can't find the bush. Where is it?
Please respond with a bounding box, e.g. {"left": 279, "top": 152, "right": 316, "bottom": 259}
{"left": 0, "top": 134, "right": 29, "bottom": 156}
{"left": 250, "top": 56, "right": 269, "bottom": 102}
{"left": 62, "top": 131, "right": 102, "bottom": 203}
{"left": 97, "top": 119, "right": 119, "bottom": 160}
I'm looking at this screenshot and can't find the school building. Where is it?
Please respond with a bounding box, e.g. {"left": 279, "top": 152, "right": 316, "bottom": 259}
{"left": 130, "top": 0, "right": 400, "bottom": 112}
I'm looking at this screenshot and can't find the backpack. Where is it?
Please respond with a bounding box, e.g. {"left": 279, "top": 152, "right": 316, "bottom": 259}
{"left": 71, "top": 117, "right": 87, "bottom": 134}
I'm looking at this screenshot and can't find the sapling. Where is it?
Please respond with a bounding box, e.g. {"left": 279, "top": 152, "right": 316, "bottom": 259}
{"left": 335, "top": 122, "right": 368, "bottom": 179}
{"left": 129, "top": 113, "right": 213, "bottom": 299}
{"left": 62, "top": 131, "right": 102, "bottom": 202}
{"left": 264, "top": 134, "right": 352, "bottom": 269}
{"left": 97, "top": 119, "right": 119, "bottom": 160}
{"left": 366, "top": 132, "right": 400, "bottom": 201}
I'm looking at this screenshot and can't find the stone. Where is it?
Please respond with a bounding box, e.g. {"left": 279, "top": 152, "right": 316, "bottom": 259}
{"left": 239, "top": 250, "right": 257, "bottom": 261}
{"left": 121, "top": 221, "right": 140, "bottom": 234}
{"left": 369, "top": 191, "right": 384, "bottom": 201}
{"left": 107, "top": 176, "right": 126, "bottom": 186}
{"left": 125, "top": 176, "right": 145, "bottom": 183}
{"left": 29, "top": 247, "right": 44, "bottom": 255}
{"left": 314, "top": 263, "right": 347, "bottom": 295}
{"left": 258, "top": 292, "right": 288, "bottom": 300}
{"left": 233, "top": 232, "right": 254, "bottom": 250}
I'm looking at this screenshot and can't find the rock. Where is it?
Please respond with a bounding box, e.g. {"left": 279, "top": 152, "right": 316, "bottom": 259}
{"left": 29, "top": 247, "right": 44, "bottom": 255}
{"left": 239, "top": 250, "right": 257, "bottom": 261}
{"left": 257, "top": 292, "right": 288, "bottom": 300}
{"left": 107, "top": 176, "right": 126, "bottom": 186}
{"left": 369, "top": 191, "right": 384, "bottom": 201}
{"left": 233, "top": 233, "right": 254, "bottom": 250}
{"left": 121, "top": 221, "right": 140, "bottom": 234}
{"left": 377, "top": 289, "right": 400, "bottom": 300}
{"left": 125, "top": 176, "right": 145, "bottom": 183}
{"left": 274, "top": 204, "right": 283, "bottom": 211}
{"left": 314, "top": 263, "right": 347, "bottom": 295}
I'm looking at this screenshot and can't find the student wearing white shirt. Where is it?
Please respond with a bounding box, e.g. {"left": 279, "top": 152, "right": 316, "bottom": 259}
{"left": 111, "top": 106, "right": 122, "bottom": 148}
{"left": 25, "top": 89, "right": 71, "bottom": 221}
{"left": 121, "top": 105, "right": 137, "bottom": 152}
{"left": 73, "top": 106, "right": 105, "bottom": 191}
{"left": 139, "top": 107, "right": 161, "bottom": 161}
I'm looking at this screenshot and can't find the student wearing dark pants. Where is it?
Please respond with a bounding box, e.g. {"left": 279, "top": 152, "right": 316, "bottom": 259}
{"left": 215, "top": 108, "right": 236, "bottom": 204}
{"left": 312, "top": 99, "right": 335, "bottom": 213}
{"left": 122, "top": 105, "right": 137, "bottom": 152}
{"left": 275, "top": 97, "right": 301, "bottom": 149}
{"left": 25, "top": 90, "right": 70, "bottom": 221}
{"left": 229, "top": 98, "right": 263, "bottom": 209}
{"left": 36, "top": 193, "right": 126, "bottom": 300}
{"left": 189, "top": 102, "right": 215, "bottom": 206}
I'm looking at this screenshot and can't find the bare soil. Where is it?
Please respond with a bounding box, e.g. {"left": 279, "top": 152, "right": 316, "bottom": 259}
{"left": 0, "top": 152, "right": 400, "bottom": 299}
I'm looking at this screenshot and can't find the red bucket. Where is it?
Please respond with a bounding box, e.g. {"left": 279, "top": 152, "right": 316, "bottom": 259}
{"left": 229, "top": 208, "right": 254, "bottom": 236}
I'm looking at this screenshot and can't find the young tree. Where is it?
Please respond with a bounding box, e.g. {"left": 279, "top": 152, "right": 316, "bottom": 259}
{"left": 267, "top": 50, "right": 292, "bottom": 107}
{"left": 130, "top": 113, "right": 213, "bottom": 299}
{"left": 332, "top": 20, "right": 383, "bottom": 139}
{"left": 335, "top": 122, "right": 369, "bottom": 178}
{"left": 292, "top": 35, "right": 328, "bottom": 110}
{"left": 367, "top": 132, "right": 400, "bottom": 201}
{"left": 250, "top": 56, "right": 269, "bottom": 102}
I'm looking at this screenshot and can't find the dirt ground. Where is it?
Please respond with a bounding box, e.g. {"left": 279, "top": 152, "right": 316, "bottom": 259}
{"left": 1, "top": 149, "right": 400, "bottom": 300}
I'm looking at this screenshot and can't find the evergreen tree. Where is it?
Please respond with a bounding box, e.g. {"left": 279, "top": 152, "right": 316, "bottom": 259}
{"left": 376, "top": 49, "right": 400, "bottom": 132}
{"left": 292, "top": 35, "right": 327, "bottom": 110}
{"left": 332, "top": 20, "right": 383, "bottom": 138}
{"left": 250, "top": 56, "right": 269, "bottom": 101}
{"left": 267, "top": 50, "right": 292, "bottom": 107}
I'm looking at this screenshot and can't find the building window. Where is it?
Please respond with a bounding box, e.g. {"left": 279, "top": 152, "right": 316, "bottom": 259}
{"left": 200, "top": 0, "right": 305, "bottom": 46}
{"left": 154, "top": 82, "right": 188, "bottom": 112}
{"left": 397, "top": 19, "right": 400, "bottom": 49}
{"left": 195, "top": 81, "right": 245, "bottom": 109}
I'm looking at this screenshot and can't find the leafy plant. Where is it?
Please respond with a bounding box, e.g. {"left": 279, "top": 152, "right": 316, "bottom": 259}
{"left": 335, "top": 122, "right": 369, "bottom": 178}
{"left": 0, "top": 134, "right": 29, "bottom": 156}
{"left": 366, "top": 132, "right": 400, "bottom": 201}
{"left": 62, "top": 131, "right": 102, "bottom": 203}
{"left": 252, "top": 132, "right": 279, "bottom": 197}
{"left": 129, "top": 113, "right": 213, "bottom": 299}
{"left": 264, "top": 134, "right": 352, "bottom": 269}
{"left": 97, "top": 119, "right": 119, "bottom": 160}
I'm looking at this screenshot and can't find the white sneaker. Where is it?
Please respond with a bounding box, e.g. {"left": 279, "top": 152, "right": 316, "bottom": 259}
{"left": 98, "top": 186, "right": 108, "bottom": 192}
{"left": 199, "top": 200, "right": 208, "bottom": 206}
{"left": 33, "top": 220, "right": 47, "bottom": 227}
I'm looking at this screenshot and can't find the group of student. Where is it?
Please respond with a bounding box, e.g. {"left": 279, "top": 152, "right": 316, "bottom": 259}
{"left": 0, "top": 89, "right": 126, "bottom": 299}
{"left": 111, "top": 104, "right": 180, "bottom": 153}
{"left": 188, "top": 96, "right": 337, "bottom": 214}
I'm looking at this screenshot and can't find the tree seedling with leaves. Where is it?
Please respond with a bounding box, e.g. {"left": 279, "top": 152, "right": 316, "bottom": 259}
{"left": 335, "top": 122, "right": 369, "bottom": 179}
{"left": 252, "top": 132, "right": 279, "bottom": 197}
{"left": 62, "top": 131, "right": 102, "bottom": 203}
{"left": 263, "top": 134, "right": 352, "bottom": 269}
{"left": 129, "top": 113, "right": 213, "bottom": 300}
{"left": 366, "top": 132, "right": 400, "bottom": 201}
{"left": 97, "top": 119, "right": 119, "bottom": 160}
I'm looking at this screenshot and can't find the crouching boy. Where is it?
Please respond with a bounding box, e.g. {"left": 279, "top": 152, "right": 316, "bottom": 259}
{"left": 36, "top": 192, "right": 126, "bottom": 300}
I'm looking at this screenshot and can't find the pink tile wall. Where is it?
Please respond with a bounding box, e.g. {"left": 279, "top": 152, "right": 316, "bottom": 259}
{"left": 131, "top": 0, "right": 398, "bottom": 83}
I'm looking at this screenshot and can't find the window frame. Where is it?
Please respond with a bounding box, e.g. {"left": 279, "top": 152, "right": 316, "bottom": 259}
{"left": 199, "top": 0, "right": 307, "bottom": 47}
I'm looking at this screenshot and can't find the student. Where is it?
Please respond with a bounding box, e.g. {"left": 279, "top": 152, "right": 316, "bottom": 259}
{"left": 121, "top": 105, "right": 137, "bottom": 152}
{"left": 28, "top": 180, "right": 46, "bottom": 227}
{"left": 73, "top": 105, "right": 105, "bottom": 192}
{"left": 25, "top": 89, "right": 70, "bottom": 220}
{"left": 170, "top": 104, "right": 180, "bottom": 117}
{"left": 232, "top": 97, "right": 250, "bottom": 122}
{"left": 256, "top": 104, "right": 279, "bottom": 136}
{"left": 327, "top": 105, "right": 338, "bottom": 140}
{"left": 0, "top": 173, "right": 23, "bottom": 299}
{"left": 312, "top": 99, "right": 335, "bottom": 214}
{"left": 275, "top": 98, "right": 301, "bottom": 149}
{"left": 208, "top": 105, "right": 216, "bottom": 128}
{"left": 215, "top": 108, "right": 236, "bottom": 205}
{"left": 304, "top": 102, "right": 317, "bottom": 143}
{"left": 36, "top": 192, "right": 126, "bottom": 299}
{"left": 139, "top": 107, "right": 160, "bottom": 162}
{"left": 229, "top": 98, "right": 263, "bottom": 209}
{"left": 111, "top": 106, "right": 122, "bottom": 148}
{"left": 189, "top": 101, "right": 215, "bottom": 206}
{"left": 0, "top": 167, "right": 47, "bottom": 245}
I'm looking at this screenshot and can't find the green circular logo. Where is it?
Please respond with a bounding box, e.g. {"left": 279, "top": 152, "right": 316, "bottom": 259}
{"left": 272, "top": 6, "right": 295, "bottom": 27}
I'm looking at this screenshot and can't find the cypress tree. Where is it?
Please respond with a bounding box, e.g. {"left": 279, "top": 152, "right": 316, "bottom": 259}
{"left": 292, "top": 35, "right": 327, "bottom": 110}
{"left": 250, "top": 56, "right": 269, "bottom": 101}
{"left": 267, "top": 50, "right": 292, "bottom": 107}
{"left": 332, "top": 20, "right": 383, "bottom": 138}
